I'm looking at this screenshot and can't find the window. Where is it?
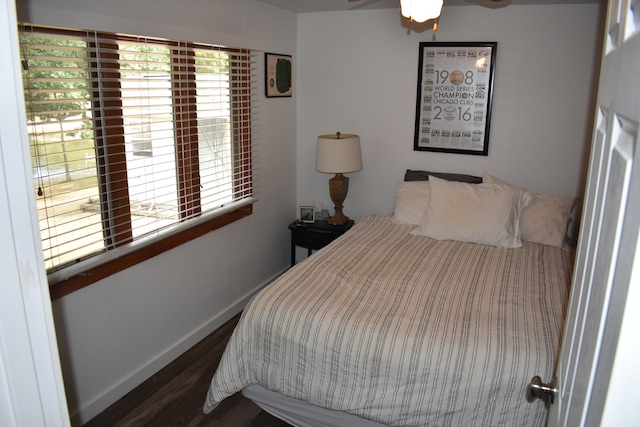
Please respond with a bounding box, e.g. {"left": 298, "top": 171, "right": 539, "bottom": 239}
{"left": 19, "top": 25, "right": 257, "bottom": 298}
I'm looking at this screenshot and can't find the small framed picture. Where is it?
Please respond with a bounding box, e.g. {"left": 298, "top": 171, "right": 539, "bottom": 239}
{"left": 299, "top": 206, "right": 315, "bottom": 223}
{"left": 265, "top": 52, "right": 293, "bottom": 98}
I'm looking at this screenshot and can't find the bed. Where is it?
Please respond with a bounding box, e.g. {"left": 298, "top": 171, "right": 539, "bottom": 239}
{"left": 203, "top": 170, "right": 576, "bottom": 426}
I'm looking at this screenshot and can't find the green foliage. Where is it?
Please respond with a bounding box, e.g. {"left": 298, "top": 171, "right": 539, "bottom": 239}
{"left": 195, "top": 50, "right": 229, "bottom": 74}
{"left": 20, "top": 34, "right": 90, "bottom": 122}
{"left": 21, "top": 33, "right": 231, "bottom": 185}
{"left": 120, "top": 43, "right": 171, "bottom": 76}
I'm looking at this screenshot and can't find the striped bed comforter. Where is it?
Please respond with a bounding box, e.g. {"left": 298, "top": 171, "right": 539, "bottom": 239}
{"left": 204, "top": 214, "right": 573, "bottom": 426}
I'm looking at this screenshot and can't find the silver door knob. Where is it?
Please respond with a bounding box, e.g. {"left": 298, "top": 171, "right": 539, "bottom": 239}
{"left": 527, "top": 376, "right": 557, "bottom": 406}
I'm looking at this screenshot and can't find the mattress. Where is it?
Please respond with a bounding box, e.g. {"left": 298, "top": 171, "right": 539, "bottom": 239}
{"left": 204, "top": 213, "right": 573, "bottom": 426}
{"left": 241, "top": 384, "right": 388, "bottom": 427}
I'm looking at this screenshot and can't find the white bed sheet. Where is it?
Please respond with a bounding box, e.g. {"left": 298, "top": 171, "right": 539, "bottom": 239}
{"left": 204, "top": 214, "right": 573, "bottom": 426}
{"left": 242, "top": 384, "right": 389, "bottom": 427}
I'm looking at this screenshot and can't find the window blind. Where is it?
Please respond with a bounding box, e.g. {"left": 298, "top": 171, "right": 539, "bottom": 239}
{"left": 19, "top": 25, "right": 258, "bottom": 278}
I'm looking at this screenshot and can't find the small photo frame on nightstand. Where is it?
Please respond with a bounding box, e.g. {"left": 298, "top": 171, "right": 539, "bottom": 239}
{"left": 299, "top": 206, "right": 315, "bottom": 223}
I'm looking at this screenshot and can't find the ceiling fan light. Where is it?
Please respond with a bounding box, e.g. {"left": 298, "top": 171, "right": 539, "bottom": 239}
{"left": 400, "top": 0, "right": 412, "bottom": 18}
{"left": 400, "top": 0, "right": 443, "bottom": 23}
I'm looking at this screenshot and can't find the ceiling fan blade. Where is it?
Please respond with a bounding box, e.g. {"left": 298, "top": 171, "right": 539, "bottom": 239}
{"left": 348, "top": 0, "right": 381, "bottom": 8}
{"left": 463, "top": 0, "right": 511, "bottom": 8}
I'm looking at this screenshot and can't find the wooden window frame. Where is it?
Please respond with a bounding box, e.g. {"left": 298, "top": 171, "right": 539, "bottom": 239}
{"left": 20, "top": 26, "right": 254, "bottom": 299}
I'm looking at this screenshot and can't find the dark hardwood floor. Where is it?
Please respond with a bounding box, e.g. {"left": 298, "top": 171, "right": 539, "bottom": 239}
{"left": 83, "top": 312, "right": 290, "bottom": 427}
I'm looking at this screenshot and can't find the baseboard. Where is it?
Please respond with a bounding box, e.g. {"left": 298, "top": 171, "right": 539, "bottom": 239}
{"left": 70, "top": 268, "right": 287, "bottom": 426}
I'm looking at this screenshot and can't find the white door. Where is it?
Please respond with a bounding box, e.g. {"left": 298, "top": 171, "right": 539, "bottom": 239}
{"left": 545, "top": 0, "right": 640, "bottom": 425}
{"left": 0, "top": 0, "right": 70, "bottom": 425}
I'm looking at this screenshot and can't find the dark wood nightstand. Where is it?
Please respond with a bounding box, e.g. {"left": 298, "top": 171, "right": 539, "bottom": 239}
{"left": 289, "top": 219, "right": 354, "bottom": 266}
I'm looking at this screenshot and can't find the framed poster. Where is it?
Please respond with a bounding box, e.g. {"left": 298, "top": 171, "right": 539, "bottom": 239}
{"left": 413, "top": 42, "right": 497, "bottom": 155}
{"left": 265, "top": 52, "right": 293, "bottom": 98}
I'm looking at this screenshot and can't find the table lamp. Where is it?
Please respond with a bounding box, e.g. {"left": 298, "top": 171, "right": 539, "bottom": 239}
{"left": 315, "top": 132, "right": 362, "bottom": 225}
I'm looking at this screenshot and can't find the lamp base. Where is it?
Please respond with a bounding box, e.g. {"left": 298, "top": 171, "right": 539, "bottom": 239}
{"left": 328, "top": 211, "right": 349, "bottom": 226}
{"left": 328, "top": 173, "right": 350, "bottom": 226}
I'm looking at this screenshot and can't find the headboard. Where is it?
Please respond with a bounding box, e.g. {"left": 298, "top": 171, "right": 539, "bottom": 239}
{"left": 404, "top": 169, "right": 482, "bottom": 184}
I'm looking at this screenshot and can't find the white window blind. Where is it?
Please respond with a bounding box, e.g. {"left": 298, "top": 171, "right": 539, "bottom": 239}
{"left": 19, "top": 25, "right": 258, "bottom": 278}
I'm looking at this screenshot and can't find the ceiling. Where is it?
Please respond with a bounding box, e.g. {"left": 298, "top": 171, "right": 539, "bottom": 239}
{"left": 254, "top": 0, "right": 601, "bottom": 13}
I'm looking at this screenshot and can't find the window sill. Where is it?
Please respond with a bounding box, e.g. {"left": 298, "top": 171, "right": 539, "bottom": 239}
{"left": 49, "top": 203, "right": 253, "bottom": 300}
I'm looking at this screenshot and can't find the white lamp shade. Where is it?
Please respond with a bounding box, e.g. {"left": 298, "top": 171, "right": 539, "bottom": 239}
{"left": 400, "top": 0, "right": 443, "bottom": 23}
{"left": 316, "top": 133, "right": 363, "bottom": 174}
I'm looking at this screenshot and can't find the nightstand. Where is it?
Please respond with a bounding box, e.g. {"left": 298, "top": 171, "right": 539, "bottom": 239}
{"left": 289, "top": 219, "right": 354, "bottom": 266}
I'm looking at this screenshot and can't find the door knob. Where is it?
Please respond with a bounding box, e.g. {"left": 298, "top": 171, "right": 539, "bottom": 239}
{"left": 527, "top": 376, "right": 557, "bottom": 406}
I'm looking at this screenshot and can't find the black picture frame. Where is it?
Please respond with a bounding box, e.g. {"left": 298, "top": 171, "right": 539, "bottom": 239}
{"left": 265, "top": 52, "right": 293, "bottom": 98}
{"left": 413, "top": 42, "right": 497, "bottom": 156}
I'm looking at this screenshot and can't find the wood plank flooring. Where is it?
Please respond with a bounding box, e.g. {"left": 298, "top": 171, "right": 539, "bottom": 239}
{"left": 83, "top": 312, "right": 290, "bottom": 427}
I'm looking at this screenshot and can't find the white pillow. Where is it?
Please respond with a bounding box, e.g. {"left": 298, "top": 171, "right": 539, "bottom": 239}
{"left": 482, "top": 172, "right": 577, "bottom": 248}
{"left": 392, "top": 181, "right": 430, "bottom": 226}
{"left": 411, "top": 176, "right": 532, "bottom": 248}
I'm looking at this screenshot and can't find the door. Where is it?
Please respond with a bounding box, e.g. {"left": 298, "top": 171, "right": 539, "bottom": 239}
{"left": 0, "top": 0, "right": 70, "bottom": 425}
{"left": 546, "top": 0, "right": 640, "bottom": 425}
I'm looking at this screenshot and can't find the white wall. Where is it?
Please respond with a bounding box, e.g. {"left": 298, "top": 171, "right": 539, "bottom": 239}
{"left": 15, "top": 0, "right": 297, "bottom": 424}
{"left": 296, "top": 4, "right": 603, "bottom": 221}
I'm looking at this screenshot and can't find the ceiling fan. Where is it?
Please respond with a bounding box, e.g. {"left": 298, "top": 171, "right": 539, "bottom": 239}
{"left": 347, "top": 0, "right": 507, "bottom": 7}
{"left": 347, "top": 0, "right": 446, "bottom": 26}
{"left": 347, "top": 0, "right": 507, "bottom": 29}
